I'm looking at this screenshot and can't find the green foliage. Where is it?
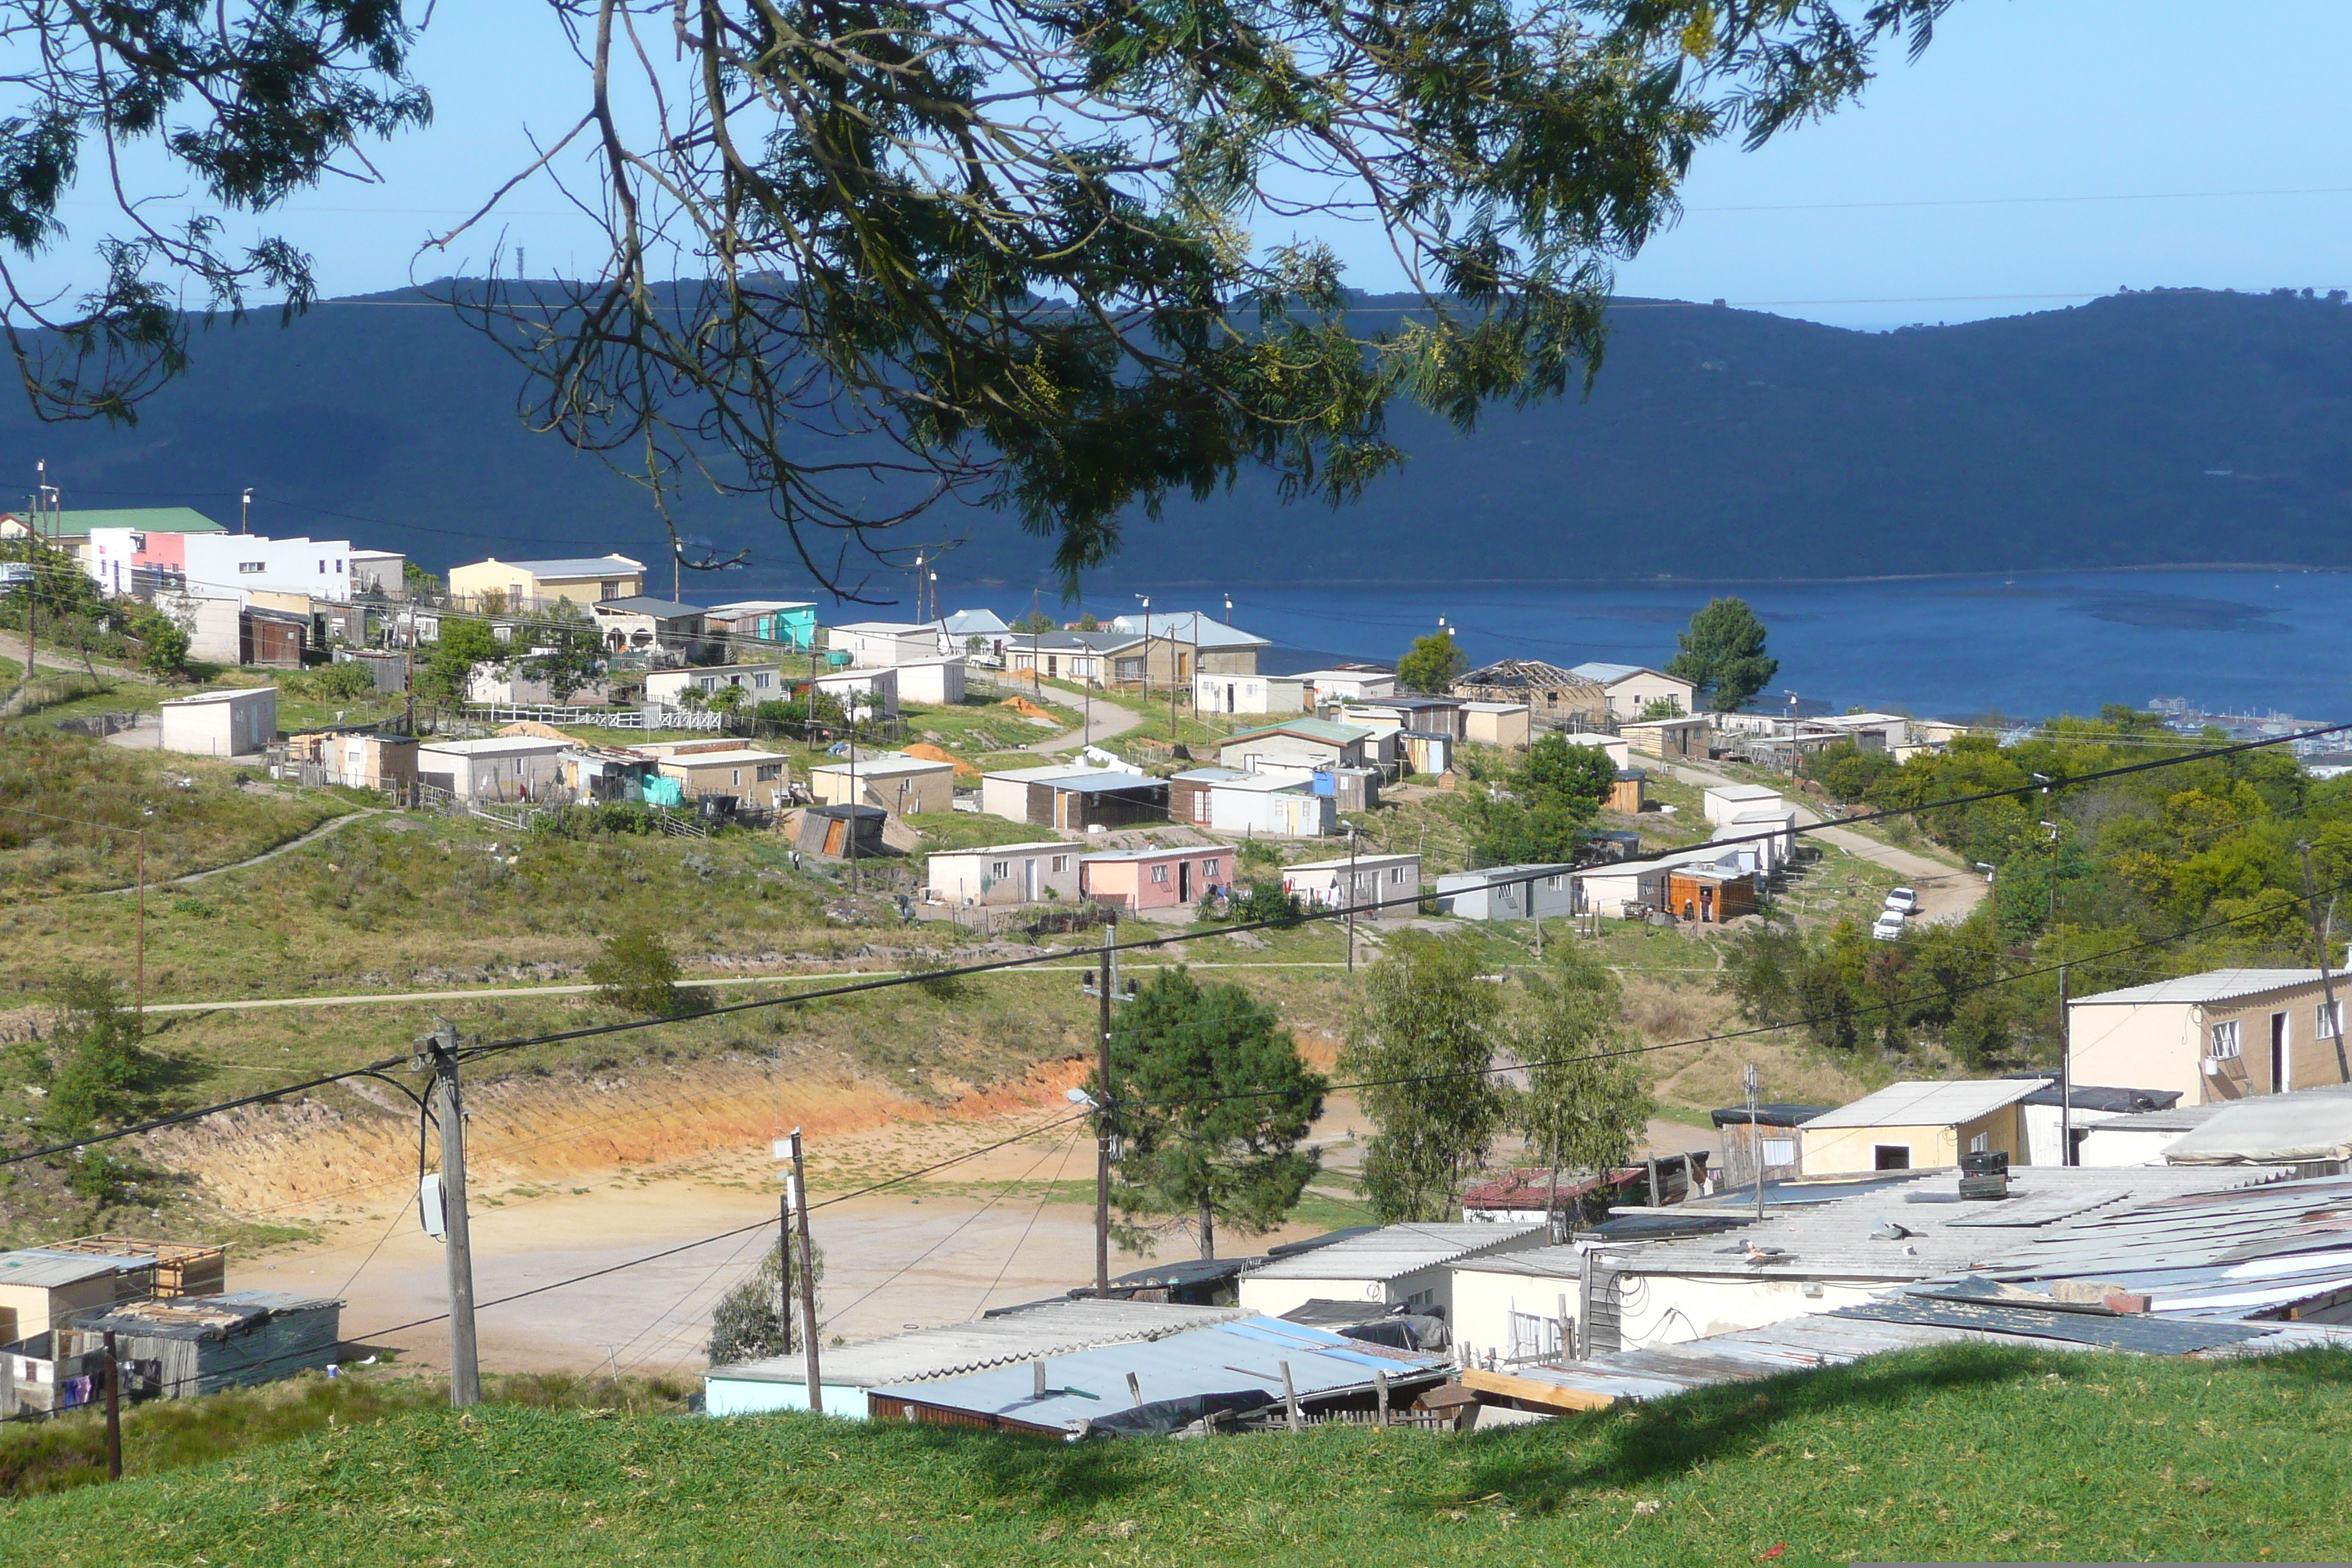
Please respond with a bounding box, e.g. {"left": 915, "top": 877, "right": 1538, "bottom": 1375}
{"left": 516, "top": 603, "right": 606, "bottom": 701}
{"left": 586, "top": 927, "right": 683, "bottom": 1017}
{"left": 1803, "top": 739, "right": 1900, "bottom": 802}
{"left": 1516, "top": 950, "right": 1653, "bottom": 1184}
{"left": 31, "top": 969, "right": 166, "bottom": 1137}
{"left": 415, "top": 616, "right": 505, "bottom": 707}
{"left": 1665, "top": 597, "right": 1777, "bottom": 712}
{"left": 1639, "top": 695, "right": 1685, "bottom": 719}
{"left": 1011, "top": 610, "right": 1057, "bottom": 635}
{"left": 1226, "top": 881, "right": 1303, "bottom": 927}
{"left": 279, "top": 660, "right": 378, "bottom": 701}
{"left": 1396, "top": 631, "right": 1467, "bottom": 696}
{"left": 402, "top": 561, "right": 443, "bottom": 596}
{"left": 706, "top": 1242, "right": 824, "bottom": 1368}
{"left": 1104, "top": 968, "right": 1328, "bottom": 1259}
{"left": 127, "top": 606, "right": 190, "bottom": 682}
{"left": 1470, "top": 735, "right": 1616, "bottom": 864}
{"left": 1341, "top": 932, "right": 1509, "bottom": 1223}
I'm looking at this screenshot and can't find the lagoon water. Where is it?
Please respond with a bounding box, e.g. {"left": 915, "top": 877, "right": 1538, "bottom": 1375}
{"left": 954, "top": 570, "right": 2352, "bottom": 723}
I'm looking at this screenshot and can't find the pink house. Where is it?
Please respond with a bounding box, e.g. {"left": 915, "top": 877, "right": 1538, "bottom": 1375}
{"left": 1079, "top": 846, "right": 1232, "bottom": 911}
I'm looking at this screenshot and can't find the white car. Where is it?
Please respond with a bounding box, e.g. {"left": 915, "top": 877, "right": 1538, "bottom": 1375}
{"left": 1871, "top": 912, "right": 1907, "bottom": 943}
{"left": 1882, "top": 886, "right": 1921, "bottom": 916}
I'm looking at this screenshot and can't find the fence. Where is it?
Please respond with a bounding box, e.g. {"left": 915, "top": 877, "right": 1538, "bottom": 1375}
{"left": 461, "top": 703, "right": 723, "bottom": 732}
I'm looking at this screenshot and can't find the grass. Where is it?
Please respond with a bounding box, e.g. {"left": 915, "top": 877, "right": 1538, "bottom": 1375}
{"left": 6, "top": 1344, "right": 2351, "bottom": 1564}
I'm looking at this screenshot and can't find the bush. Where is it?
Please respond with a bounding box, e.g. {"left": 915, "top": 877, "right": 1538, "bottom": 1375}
{"left": 1229, "top": 881, "right": 1303, "bottom": 926}
{"left": 31, "top": 970, "right": 167, "bottom": 1137}
{"left": 585, "top": 927, "right": 682, "bottom": 1016}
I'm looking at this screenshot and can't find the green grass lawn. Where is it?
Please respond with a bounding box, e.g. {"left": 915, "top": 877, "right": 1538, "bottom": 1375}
{"left": 6, "top": 1344, "right": 2348, "bottom": 1564}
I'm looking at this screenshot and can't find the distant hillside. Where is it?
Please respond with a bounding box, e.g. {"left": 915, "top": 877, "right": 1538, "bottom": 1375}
{"left": 4, "top": 284, "right": 2350, "bottom": 594}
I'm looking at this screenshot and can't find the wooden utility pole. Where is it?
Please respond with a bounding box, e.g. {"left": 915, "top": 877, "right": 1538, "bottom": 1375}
{"left": 1095, "top": 915, "right": 1115, "bottom": 1297}
{"left": 417, "top": 1020, "right": 480, "bottom": 1406}
{"left": 102, "top": 1330, "right": 123, "bottom": 1480}
{"left": 134, "top": 831, "right": 146, "bottom": 1033}
{"left": 777, "top": 1191, "right": 795, "bottom": 1354}
{"left": 2058, "top": 964, "right": 2073, "bottom": 1165}
{"left": 788, "top": 1128, "right": 822, "bottom": 1414}
{"left": 2302, "top": 843, "right": 2350, "bottom": 1082}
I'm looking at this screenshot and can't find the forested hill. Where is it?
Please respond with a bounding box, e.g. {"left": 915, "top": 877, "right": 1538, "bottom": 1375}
{"left": 4, "top": 284, "right": 2350, "bottom": 592}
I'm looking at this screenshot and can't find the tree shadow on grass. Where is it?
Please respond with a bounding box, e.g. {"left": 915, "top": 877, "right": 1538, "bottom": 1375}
{"left": 1445, "top": 1341, "right": 2061, "bottom": 1510}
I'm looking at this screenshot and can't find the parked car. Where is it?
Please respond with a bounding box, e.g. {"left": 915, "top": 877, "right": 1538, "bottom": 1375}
{"left": 1882, "top": 886, "right": 1920, "bottom": 916}
{"left": 1871, "top": 911, "right": 1907, "bottom": 943}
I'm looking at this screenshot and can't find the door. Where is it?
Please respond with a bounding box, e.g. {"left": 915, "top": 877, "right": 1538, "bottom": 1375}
{"left": 1179, "top": 861, "right": 1192, "bottom": 902}
{"left": 2272, "top": 1011, "right": 2288, "bottom": 1093}
{"left": 1022, "top": 858, "right": 1039, "bottom": 902}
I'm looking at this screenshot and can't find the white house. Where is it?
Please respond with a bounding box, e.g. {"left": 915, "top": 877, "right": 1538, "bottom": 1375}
{"left": 979, "top": 764, "right": 1106, "bottom": 823}
{"left": 893, "top": 657, "right": 968, "bottom": 707}
{"left": 1284, "top": 851, "right": 1421, "bottom": 912}
{"left": 1569, "top": 662, "right": 1697, "bottom": 720}
{"left": 1703, "top": 783, "right": 1786, "bottom": 825}
{"left": 1812, "top": 712, "right": 1912, "bottom": 752}
{"left": 415, "top": 736, "right": 572, "bottom": 802}
{"left": 157, "top": 687, "right": 276, "bottom": 758}
{"left": 1558, "top": 731, "right": 1632, "bottom": 769}
{"left": 935, "top": 608, "right": 1011, "bottom": 665}
{"left": 348, "top": 549, "right": 406, "bottom": 598}
{"left": 88, "top": 529, "right": 353, "bottom": 604}
{"left": 1714, "top": 805, "right": 1798, "bottom": 872}
{"left": 154, "top": 591, "right": 242, "bottom": 664}
{"left": 1197, "top": 772, "right": 1335, "bottom": 837}
{"left": 812, "top": 666, "right": 899, "bottom": 719}
{"left": 1236, "top": 1224, "right": 1548, "bottom": 1321}
{"left": 1294, "top": 668, "right": 1396, "bottom": 704}
{"left": 466, "top": 664, "right": 612, "bottom": 707}
{"left": 830, "top": 621, "right": 941, "bottom": 669}
{"left": 925, "top": 840, "right": 1081, "bottom": 905}
{"left": 644, "top": 663, "right": 783, "bottom": 708}
{"left": 1216, "top": 718, "right": 1376, "bottom": 774}
{"left": 1194, "top": 671, "right": 1309, "bottom": 717}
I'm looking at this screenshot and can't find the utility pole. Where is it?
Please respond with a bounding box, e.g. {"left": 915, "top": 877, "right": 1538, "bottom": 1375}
{"left": 1134, "top": 593, "right": 1150, "bottom": 708}
{"left": 1744, "top": 1063, "right": 1764, "bottom": 1223}
{"left": 1346, "top": 823, "right": 1360, "bottom": 973}
{"left": 1095, "top": 914, "right": 1116, "bottom": 1297}
{"left": 415, "top": 1019, "right": 480, "bottom": 1406}
{"left": 241, "top": 486, "right": 252, "bottom": 535}
{"left": 846, "top": 737, "right": 860, "bottom": 894}
{"left": 2302, "top": 843, "right": 2350, "bottom": 1082}
{"left": 102, "top": 1330, "right": 123, "bottom": 1480}
{"left": 787, "top": 1128, "right": 822, "bottom": 1414}
{"left": 134, "top": 830, "right": 146, "bottom": 1033}
{"left": 2057, "top": 964, "right": 2074, "bottom": 1164}
{"left": 777, "top": 1189, "right": 794, "bottom": 1354}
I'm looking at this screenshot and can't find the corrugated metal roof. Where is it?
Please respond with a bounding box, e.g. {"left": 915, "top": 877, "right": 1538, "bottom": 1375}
{"left": 708, "top": 1300, "right": 1248, "bottom": 1388}
{"left": 2072, "top": 969, "right": 2321, "bottom": 1006}
{"left": 1245, "top": 1222, "right": 1542, "bottom": 1281}
{"left": 872, "top": 1316, "right": 1446, "bottom": 1432}
{"left": 2161, "top": 1082, "right": 2352, "bottom": 1164}
{"left": 1569, "top": 661, "right": 1650, "bottom": 682}
{"left": 1613, "top": 1166, "right": 2277, "bottom": 1282}
{"left": 0, "top": 1248, "right": 154, "bottom": 1289}
{"left": 1801, "top": 1078, "right": 2051, "bottom": 1130}
{"left": 495, "top": 555, "right": 644, "bottom": 576}
{"left": 1222, "top": 718, "right": 1373, "bottom": 746}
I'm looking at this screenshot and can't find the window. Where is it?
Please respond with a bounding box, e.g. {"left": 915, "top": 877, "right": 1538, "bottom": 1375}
{"left": 1760, "top": 1137, "right": 1797, "bottom": 1166}
{"left": 1506, "top": 1310, "right": 1563, "bottom": 1364}
{"left": 991, "top": 861, "right": 1011, "bottom": 880}
{"left": 756, "top": 764, "right": 782, "bottom": 782}
{"left": 1874, "top": 1145, "right": 1911, "bottom": 1171}
{"left": 238, "top": 561, "right": 265, "bottom": 573}
{"left": 730, "top": 769, "right": 743, "bottom": 786}
{"left": 317, "top": 560, "right": 326, "bottom": 573}
{"left": 1389, "top": 865, "right": 1407, "bottom": 884}
{"left": 334, "top": 559, "right": 342, "bottom": 572}
{"left": 1150, "top": 864, "right": 1169, "bottom": 884}
{"left": 1968, "top": 1132, "right": 1990, "bottom": 1154}
{"left": 2322, "top": 1001, "right": 2345, "bottom": 1040}
{"left": 1545, "top": 874, "right": 1564, "bottom": 890}
{"left": 2209, "top": 1019, "right": 2243, "bottom": 1060}
{"left": 600, "top": 580, "right": 621, "bottom": 600}
{"left": 1202, "top": 859, "right": 1220, "bottom": 878}
{"left": 1051, "top": 855, "right": 1071, "bottom": 872}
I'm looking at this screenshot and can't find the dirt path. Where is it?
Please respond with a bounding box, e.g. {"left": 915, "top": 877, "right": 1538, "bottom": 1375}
{"left": 0, "top": 627, "right": 146, "bottom": 682}
{"left": 90, "top": 807, "right": 380, "bottom": 897}
{"left": 1666, "top": 759, "right": 1985, "bottom": 924}
{"left": 1036, "top": 696, "right": 1143, "bottom": 753}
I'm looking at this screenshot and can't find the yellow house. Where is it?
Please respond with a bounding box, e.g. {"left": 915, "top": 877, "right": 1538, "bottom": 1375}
{"left": 0, "top": 1249, "right": 157, "bottom": 1345}
{"left": 1795, "top": 1079, "right": 2047, "bottom": 1175}
{"left": 2068, "top": 969, "right": 2342, "bottom": 1104}
{"left": 446, "top": 554, "right": 645, "bottom": 611}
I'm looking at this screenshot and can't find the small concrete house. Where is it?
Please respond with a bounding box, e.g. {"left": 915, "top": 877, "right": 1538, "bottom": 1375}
{"left": 1191, "top": 771, "right": 1335, "bottom": 837}
{"left": 1284, "top": 851, "right": 1421, "bottom": 912}
{"left": 1558, "top": 731, "right": 1632, "bottom": 768}
{"left": 1080, "top": 845, "right": 1232, "bottom": 911}
{"left": 158, "top": 687, "right": 276, "bottom": 758}
{"left": 811, "top": 666, "right": 900, "bottom": 719}
{"left": 1434, "top": 863, "right": 1578, "bottom": 921}
{"left": 657, "top": 747, "right": 790, "bottom": 807}
{"left": 1798, "top": 1079, "right": 2050, "bottom": 1175}
{"left": 347, "top": 549, "right": 406, "bottom": 598}
{"left": 979, "top": 764, "right": 1166, "bottom": 831}
{"left": 415, "top": 735, "right": 572, "bottom": 802}
{"left": 1237, "top": 1223, "right": 1548, "bottom": 1321}
{"left": 1104, "top": 611, "right": 1270, "bottom": 680}
{"left": 1194, "top": 671, "right": 1309, "bottom": 717}
{"left": 155, "top": 591, "right": 243, "bottom": 664}
{"left": 644, "top": 663, "right": 783, "bottom": 708}
{"left": 2068, "top": 970, "right": 2348, "bottom": 1104}
{"left": 1703, "top": 783, "right": 1786, "bottom": 823}
{"left": 1216, "top": 718, "right": 1375, "bottom": 774}
{"left": 1459, "top": 701, "right": 1531, "bottom": 749}
{"left": 830, "top": 621, "right": 941, "bottom": 669}
{"left": 806, "top": 751, "right": 956, "bottom": 815}
{"left": 704, "top": 600, "right": 818, "bottom": 648}
{"left": 466, "top": 664, "right": 612, "bottom": 707}
{"left": 448, "top": 554, "right": 644, "bottom": 610}
{"left": 1341, "top": 696, "right": 1465, "bottom": 741}
{"left": 893, "top": 657, "right": 968, "bottom": 707}
{"left": 1294, "top": 668, "right": 1396, "bottom": 704}
{"left": 1569, "top": 662, "right": 1697, "bottom": 720}
{"left": 927, "top": 841, "right": 1080, "bottom": 905}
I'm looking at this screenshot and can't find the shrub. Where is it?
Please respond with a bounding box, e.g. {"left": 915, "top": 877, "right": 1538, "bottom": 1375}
{"left": 585, "top": 927, "right": 682, "bottom": 1016}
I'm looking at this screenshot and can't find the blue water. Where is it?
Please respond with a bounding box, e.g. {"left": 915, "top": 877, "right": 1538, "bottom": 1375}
{"left": 963, "top": 570, "right": 2352, "bottom": 723}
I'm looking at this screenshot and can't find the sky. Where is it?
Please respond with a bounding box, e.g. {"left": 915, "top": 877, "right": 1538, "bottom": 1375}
{"left": 24, "top": 1, "right": 2348, "bottom": 335}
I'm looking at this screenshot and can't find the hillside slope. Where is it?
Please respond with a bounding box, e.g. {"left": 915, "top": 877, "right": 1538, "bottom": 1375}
{"left": 5, "top": 286, "right": 2350, "bottom": 590}
{"left": 1, "top": 1343, "right": 2346, "bottom": 1565}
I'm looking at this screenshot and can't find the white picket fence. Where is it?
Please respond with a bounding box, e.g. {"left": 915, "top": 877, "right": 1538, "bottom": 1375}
{"left": 464, "top": 703, "right": 723, "bottom": 731}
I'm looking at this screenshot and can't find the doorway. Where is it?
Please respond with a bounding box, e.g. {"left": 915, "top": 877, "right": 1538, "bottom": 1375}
{"left": 1179, "top": 860, "right": 1192, "bottom": 902}
{"left": 1874, "top": 1145, "right": 1911, "bottom": 1171}
{"left": 2272, "top": 1011, "right": 2288, "bottom": 1093}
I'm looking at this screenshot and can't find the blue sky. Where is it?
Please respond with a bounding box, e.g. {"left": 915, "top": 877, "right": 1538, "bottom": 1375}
{"left": 35, "top": 1, "right": 2352, "bottom": 332}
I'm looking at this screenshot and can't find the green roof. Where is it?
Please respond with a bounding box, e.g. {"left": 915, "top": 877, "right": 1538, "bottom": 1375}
{"left": 35, "top": 507, "right": 227, "bottom": 538}
{"left": 1221, "top": 717, "right": 1373, "bottom": 746}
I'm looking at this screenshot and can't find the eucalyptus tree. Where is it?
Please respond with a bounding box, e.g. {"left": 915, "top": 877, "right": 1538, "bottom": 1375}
{"left": 0, "top": 1, "right": 1949, "bottom": 583}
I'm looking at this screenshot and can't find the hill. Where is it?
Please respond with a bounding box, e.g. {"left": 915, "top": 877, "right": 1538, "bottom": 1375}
{"left": 5, "top": 285, "right": 2352, "bottom": 592}
{"left": 2, "top": 1343, "right": 2347, "bottom": 1564}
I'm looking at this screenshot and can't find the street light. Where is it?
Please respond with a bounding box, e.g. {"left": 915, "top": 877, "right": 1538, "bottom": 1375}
{"left": 1134, "top": 592, "right": 1151, "bottom": 704}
